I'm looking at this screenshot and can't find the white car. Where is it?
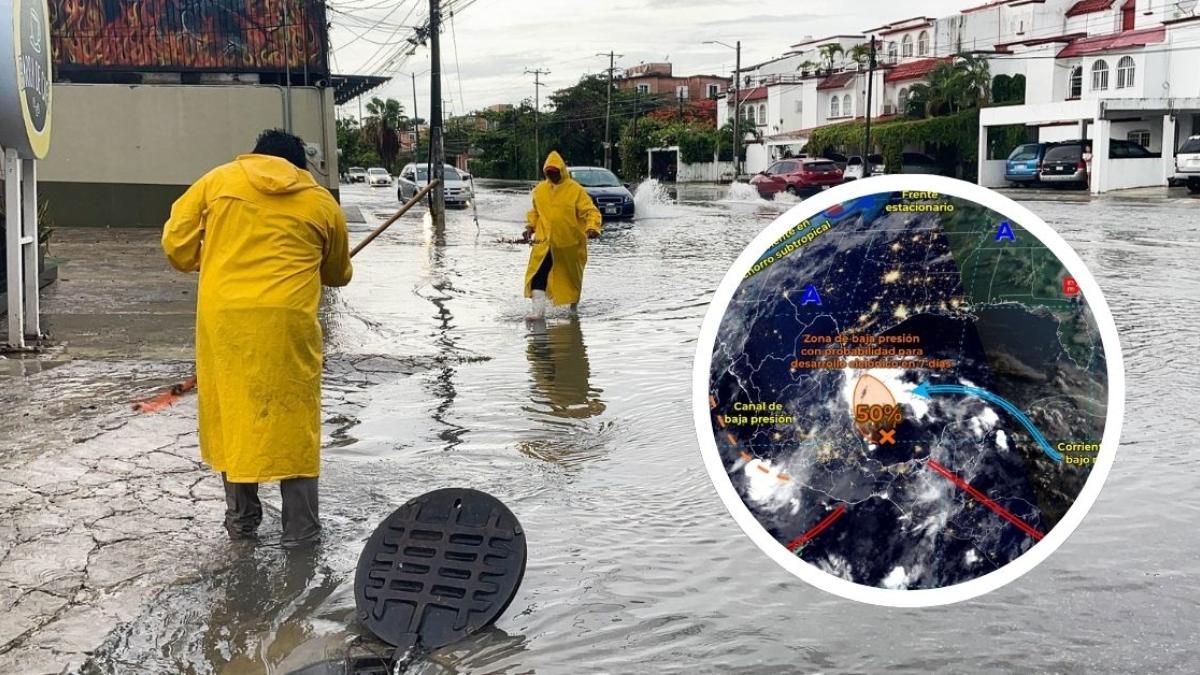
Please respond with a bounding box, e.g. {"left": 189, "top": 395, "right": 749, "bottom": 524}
{"left": 1176, "top": 135, "right": 1200, "bottom": 194}
{"left": 397, "top": 163, "right": 473, "bottom": 207}
{"left": 367, "top": 167, "right": 392, "bottom": 187}
{"left": 843, "top": 154, "right": 886, "bottom": 181}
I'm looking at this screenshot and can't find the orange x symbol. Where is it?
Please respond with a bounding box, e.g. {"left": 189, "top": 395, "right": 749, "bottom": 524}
{"left": 878, "top": 429, "right": 896, "bottom": 445}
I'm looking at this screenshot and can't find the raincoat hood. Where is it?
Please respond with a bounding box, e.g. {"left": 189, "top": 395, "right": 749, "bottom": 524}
{"left": 236, "top": 154, "right": 319, "bottom": 195}
{"left": 543, "top": 151, "right": 569, "bottom": 177}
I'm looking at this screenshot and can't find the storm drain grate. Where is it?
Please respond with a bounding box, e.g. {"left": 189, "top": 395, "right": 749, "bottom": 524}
{"left": 353, "top": 487, "right": 527, "bottom": 653}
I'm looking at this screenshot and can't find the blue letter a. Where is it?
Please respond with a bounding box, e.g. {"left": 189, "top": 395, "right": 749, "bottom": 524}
{"left": 801, "top": 284, "right": 822, "bottom": 306}
{"left": 995, "top": 221, "right": 1017, "bottom": 242}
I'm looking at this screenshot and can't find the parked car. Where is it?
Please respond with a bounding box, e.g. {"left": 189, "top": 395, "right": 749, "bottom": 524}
{"left": 750, "top": 158, "right": 844, "bottom": 198}
{"left": 397, "top": 163, "right": 473, "bottom": 207}
{"left": 347, "top": 167, "right": 367, "bottom": 183}
{"left": 843, "top": 154, "right": 886, "bottom": 181}
{"left": 1039, "top": 143, "right": 1088, "bottom": 187}
{"left": 1005, "top": 142, "right": 1056, "bottom": 185}
{"left": 824, "top": 152, "right": 849, "bottom": 172}
{"left": 569, "top": 166, "right": 635, "bottom": 219}
{"left": 890, "top": 152, "right": 943, "bottom": 175}
{"left": 1177, "top": 135, "right": 1200, "bottom": 194}
{"left": 367, "top": 167, "right": 392, "bottom": 187}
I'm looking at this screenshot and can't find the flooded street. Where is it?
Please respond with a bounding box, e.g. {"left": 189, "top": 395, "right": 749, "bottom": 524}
{"left": 5, "top": 180, "right": 1200, "bottom": 673}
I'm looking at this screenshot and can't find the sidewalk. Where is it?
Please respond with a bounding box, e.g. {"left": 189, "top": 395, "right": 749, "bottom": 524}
{"left": 0, "top": 228, "right": 432, "bottom": 673}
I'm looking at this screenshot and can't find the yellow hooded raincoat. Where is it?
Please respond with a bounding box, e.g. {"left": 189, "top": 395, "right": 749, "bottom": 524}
{"left": 524, "top": 152, "right": 602, "bottom": 305}
{"left": 162, "top": 154, "right": 352, "bottom": 483}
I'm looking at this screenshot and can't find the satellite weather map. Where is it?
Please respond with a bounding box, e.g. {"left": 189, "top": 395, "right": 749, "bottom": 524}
{"left": 706, "top": 187, "right": 1111, "bottom": 593}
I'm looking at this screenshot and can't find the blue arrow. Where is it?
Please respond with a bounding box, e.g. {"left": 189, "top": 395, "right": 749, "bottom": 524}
{"left": 911, "top": 382, "right": 1062, "bottom": 462}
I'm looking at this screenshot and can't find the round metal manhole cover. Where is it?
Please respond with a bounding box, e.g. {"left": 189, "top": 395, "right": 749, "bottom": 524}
{"left": 354, "top": 488, "right": 527, "bottom": 651}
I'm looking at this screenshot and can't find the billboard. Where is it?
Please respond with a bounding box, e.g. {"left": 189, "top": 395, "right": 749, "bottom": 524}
{"left": 1, "top": 0, "right": 53, "bottom": 158}
{"left": 49, "top": 0, "right": 328, "bottom": 75}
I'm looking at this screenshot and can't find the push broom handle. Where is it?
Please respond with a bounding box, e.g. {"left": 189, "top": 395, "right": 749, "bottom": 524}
{"left": 153, "top": 179, "right": 444, "bottom": 403}
{"left": 350, "top": 178, "right": 441, "bottom": 257}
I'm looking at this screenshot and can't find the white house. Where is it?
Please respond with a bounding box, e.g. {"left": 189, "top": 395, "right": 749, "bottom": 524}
{"left": 704, "top": 0, "right": 1200, "bottom": 189}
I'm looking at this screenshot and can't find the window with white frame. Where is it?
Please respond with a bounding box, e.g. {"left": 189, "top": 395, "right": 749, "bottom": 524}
{"left": 898, "top": 87, "right": 909, "bottom": 112}
{"left": 902, "top": 34, "right": 914, "bottom": 58}
{"left": 743, "top": 105, "right": 755, "bottom": 122}
{"left": 758, "top": 104, "right": 767, "bottom": 125}
{"left": 1128, "top": 129, "right": 1151, "bottom": 147}
{"left": 707, "top": 83, "right": 720, "bottom": 98}
{"left": 1069, "top": 66, "right": 1082, "bottom": 98}
{"left": 830, "top": 95, "right": 841, "bottom": 118}
{"left": 676, "top": 85, "right": 689, "bottom": 99}
{"left": 635, "top": 83, "right": 650, "bottom": 94}
{"left": 887, "top": 41, "right": 899, "bottom": 63}
{"left": 918, "top": 31, "right": 929, "bottom": 57}
{"left": 1116, "top": 56, "right": 1135, "bottom": 89}
{"left": 1091, "top": 59, "right": 1109, "bottom": 91}
{"left": 842, "top": 94, "right": 852, "bottom": 117}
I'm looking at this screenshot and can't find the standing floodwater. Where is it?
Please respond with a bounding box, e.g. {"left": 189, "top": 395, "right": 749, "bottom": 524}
{"left": 9, "top": 182, "right": 1200, "bottom": 673}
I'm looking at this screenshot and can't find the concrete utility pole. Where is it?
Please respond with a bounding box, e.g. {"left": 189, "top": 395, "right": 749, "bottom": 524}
{"left": 429, "top": 0, "right": 446, "bottom": 227}
{"left": 864, "top": 36, "right": 877, "bottom": 177}
{"left": 734, "top": 40, "right": 741, "bottom": 180}
{"left": 597, "top": 51, "right": 622, "bottom": 170}
{"left": 412, "top": 73, "right": 420, "bottom": 159}
{"left": 525, "top": 67, "right": 550, "bottom": 178}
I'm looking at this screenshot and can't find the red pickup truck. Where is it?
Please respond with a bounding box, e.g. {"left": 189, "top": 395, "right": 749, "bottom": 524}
{"left": 750, "top": 158, "right": 844, "bottom": 198}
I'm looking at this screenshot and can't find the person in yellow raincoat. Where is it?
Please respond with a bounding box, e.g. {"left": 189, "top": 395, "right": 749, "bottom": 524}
{"left": 523, "top": 151, "right": 602, "bottom": 319}
{"left": 161, "top": 129, "right": 352, "bottom": 546}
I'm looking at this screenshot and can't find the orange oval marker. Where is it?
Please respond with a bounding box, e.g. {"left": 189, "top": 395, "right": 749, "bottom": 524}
{"left": 852, "top": 374, "right": 898, "bottom": 440}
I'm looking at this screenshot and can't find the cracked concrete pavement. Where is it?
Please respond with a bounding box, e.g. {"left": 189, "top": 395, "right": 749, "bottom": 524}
{"left": 0, "top": 229, "right": 439, "bottom": 673}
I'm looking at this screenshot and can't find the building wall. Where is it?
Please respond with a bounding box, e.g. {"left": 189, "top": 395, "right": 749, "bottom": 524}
{"left": 38, "top": 83, "right": 337, "bottom": 227}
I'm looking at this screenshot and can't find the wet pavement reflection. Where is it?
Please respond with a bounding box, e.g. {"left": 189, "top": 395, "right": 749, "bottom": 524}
{"left": 12, "top": 179, "right": 1199, "bottom": 673}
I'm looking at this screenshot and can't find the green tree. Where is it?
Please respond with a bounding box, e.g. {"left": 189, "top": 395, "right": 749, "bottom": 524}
{"left": 362, "top": 97, "right": 406, "bottom": 171}
{"left": 848, "top": 44, "right": 872, "bottom": 68}
{"left": 336, "top": 116, "right": 381, "bottom": 171}
{"left": 818, "top": 44, "right": 844, "bottom": 73}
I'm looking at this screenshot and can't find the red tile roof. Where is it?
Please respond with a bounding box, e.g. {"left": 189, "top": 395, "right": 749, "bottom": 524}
{"left": 1057, "top": 25, "right": 1166, "bottom": 57}
{"left": 1065, "top": 0, "right": 1116, "bottom": 17}
{"left": 884, "top": 57, "right": 950, "bottom": 83}
{"left": 817, "top": 72, "right": 857, "bottom": 90}
{"left": 740, "top": 86, "right": 768, "bottom": 101}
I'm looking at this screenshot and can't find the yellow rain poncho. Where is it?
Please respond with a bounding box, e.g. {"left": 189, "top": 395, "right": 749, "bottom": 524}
{"left": 162, "top": 154, "right": 352, "bottom": 483}
{"left": 524, "top": 151, "right": 602, "bottom": 305}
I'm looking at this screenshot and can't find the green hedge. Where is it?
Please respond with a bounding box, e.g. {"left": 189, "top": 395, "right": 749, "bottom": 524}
{"left": 805, "top": 109, "right": 980, "bottom": 176}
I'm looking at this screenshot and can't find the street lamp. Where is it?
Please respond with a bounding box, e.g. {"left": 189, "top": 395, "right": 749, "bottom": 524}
{"left": 704, "top": 39, "right": 742, "bottom": 180}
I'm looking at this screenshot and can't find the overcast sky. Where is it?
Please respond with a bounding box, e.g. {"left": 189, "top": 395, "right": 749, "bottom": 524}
{"left": 329, "top": 0, "right": 973, "bottom": 117}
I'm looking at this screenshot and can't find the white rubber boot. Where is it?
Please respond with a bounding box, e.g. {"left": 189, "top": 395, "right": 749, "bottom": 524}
{"left": 527, "top": 290, "right": 548, "bottom": 321}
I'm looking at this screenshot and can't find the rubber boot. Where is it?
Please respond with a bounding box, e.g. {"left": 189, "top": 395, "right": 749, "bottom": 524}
{"left": 527, "top": 290, "right": 548, "bottom": 320}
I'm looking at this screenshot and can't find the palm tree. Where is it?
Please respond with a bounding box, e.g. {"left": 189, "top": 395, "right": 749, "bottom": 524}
{"left": 955, "top": 54, "right": 991, "bottom": 108}
{"left": 848, "top": 44, "right": 872, "bottom": 69}
{"left": 798, "top": 60, "right": 820, "bottom": 76}
{"left": 818, "top": 44, "right": 844, "bottom": 73}
{"left": 362, "top": 97, "right": 407, "bottom": 170}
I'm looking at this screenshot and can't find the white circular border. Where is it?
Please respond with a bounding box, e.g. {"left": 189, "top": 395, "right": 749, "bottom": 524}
{"left": 693, "top": 174, "right": 1125, "bottom": 607}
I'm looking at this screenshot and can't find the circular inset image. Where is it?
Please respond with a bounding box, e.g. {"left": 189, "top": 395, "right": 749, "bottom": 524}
{"left": 694, "top": 176, "right": 1123, "bottom": 607}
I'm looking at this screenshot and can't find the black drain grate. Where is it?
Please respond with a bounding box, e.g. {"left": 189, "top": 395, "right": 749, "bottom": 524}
{"left": 354, "top": 488, "right": 527, "bottom": 652}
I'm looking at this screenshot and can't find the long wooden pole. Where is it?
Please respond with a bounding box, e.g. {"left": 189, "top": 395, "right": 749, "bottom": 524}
{"left": 350, "top": 178, "right": 441, "bottom": 257}
{"left": 136, "top": 179, "right": 442, "bottom": 411}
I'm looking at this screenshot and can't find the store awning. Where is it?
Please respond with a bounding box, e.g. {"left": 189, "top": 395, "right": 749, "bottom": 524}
{"left": 332, "top": 74, "right": 391, "bottom": 105}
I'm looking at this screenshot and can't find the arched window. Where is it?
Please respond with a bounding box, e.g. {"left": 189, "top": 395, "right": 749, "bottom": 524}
{"left": 743, "top": 105, "right": 754, "bottom": 122}
{"left": 902, "top": 34, "right": 914, "bottom": 58}
{"left": 830, "top": 95, "right": 841, "bottom": 118}
{"left": 918, "top": 31, "right": 930, "bottom": 56}
{"left": 1092, "top": 59, "right": 1109, "bottom": 91}
{"left": 842, "top": 94, "right": 852, "bottom": 117}
{"left": 758, "top": 104, "right": 767, "bottom": 125}
{"left": 1117, "top": 56, "right": 1135, "bottom": 89}
{"left": 887, "top": 41, "right": 899, "bottom": 63}
{"left": 898, "top": 87, "right": 910, "bottom": 112}
{"left": 1069, "top": 66, "right": 1082, "bottom": 98}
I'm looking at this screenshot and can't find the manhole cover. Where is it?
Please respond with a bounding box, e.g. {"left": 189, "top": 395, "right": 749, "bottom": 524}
{"left": 354, "top": 488, "right": 527, "bottom": 653}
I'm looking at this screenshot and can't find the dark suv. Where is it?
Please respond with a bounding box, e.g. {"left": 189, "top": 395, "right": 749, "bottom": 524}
{"left": 1039, "top": 139, "right": 1157, "bottom": 188}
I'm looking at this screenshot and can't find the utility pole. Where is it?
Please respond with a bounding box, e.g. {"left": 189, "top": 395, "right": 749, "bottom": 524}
{"left": 597, "top": 51, "right": 622, "bottom": 170}
{"left": 412, "top": 73, "right": 420, "bottom": 161}
{"left": 429, "top": 0, "right": 446, "bottom": 226}
{"left": 864, "top": 36, "right": 877, "bottom": 177}
{"left": 525, "top": 67, "right": 550, "bottom": 178}
{"left": 733, "top": 40, "right": 741, "bottom": 180}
